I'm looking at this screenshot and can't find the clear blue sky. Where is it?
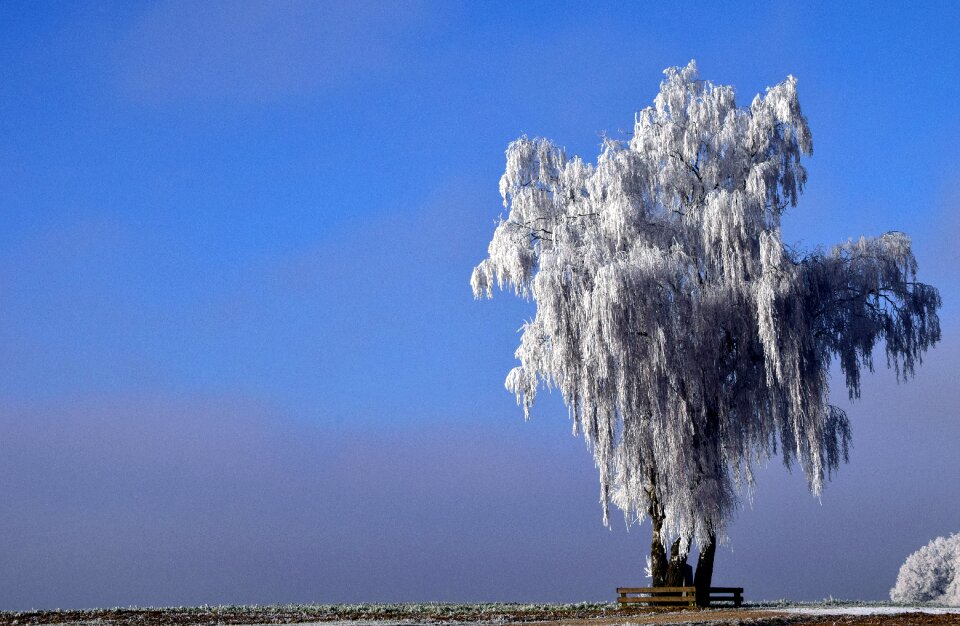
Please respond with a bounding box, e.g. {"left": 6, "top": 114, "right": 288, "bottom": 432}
{"left": 1, "top": 0, "right": 958, "bottom": 610}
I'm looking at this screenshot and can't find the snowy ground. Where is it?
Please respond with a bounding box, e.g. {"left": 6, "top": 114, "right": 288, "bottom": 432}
{"left": 783, "top": 605, "right": 959, "bottom": 615}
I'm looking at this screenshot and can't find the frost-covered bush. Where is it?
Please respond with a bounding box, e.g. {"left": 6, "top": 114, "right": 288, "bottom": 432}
{"left": 890, "top": 533, "right": 960, "bottom": 605}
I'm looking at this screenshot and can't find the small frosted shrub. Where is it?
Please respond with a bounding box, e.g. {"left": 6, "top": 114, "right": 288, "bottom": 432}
{"left": 890, "top": 533, "right": 960, "bottom": 605}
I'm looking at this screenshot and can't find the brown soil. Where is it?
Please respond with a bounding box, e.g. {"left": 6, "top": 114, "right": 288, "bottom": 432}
{"left": 0, "top": 606, "right": 957, "bottom": 626}
{"left": 0, "top": 605, "right": 674, "bottom": 626}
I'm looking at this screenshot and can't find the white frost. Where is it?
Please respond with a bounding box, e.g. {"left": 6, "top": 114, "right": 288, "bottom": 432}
{"left": 785, "top": 606, "right": 959, "bottom": 616}
{"left": 473, "top": 61, "right": 942, "bottom": 549}
{"left": 891, "top": 533, "right": 960, "bottom": 606}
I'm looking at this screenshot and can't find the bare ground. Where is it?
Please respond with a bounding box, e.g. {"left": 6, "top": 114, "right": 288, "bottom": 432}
{"left": 0, "top": 605, "right": 957, "bottom": 626}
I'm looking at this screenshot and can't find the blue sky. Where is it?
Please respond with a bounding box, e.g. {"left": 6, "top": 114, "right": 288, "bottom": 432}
{"left": 1, "top": 0, "right": 959, "bottom": 610}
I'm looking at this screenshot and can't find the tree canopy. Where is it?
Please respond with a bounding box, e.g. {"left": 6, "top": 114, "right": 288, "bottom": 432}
{"left": 472, "top": 61, "right": 941, "bottom": 555}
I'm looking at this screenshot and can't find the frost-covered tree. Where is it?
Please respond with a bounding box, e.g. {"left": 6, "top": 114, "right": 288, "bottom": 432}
{"left": 891, "top": 533, "right": 960, "bottom": 605}
{"left": 472, "top": 61, "right": 941, "bottom": 596}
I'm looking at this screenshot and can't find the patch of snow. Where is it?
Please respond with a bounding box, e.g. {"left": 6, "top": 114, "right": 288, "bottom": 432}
{"left": 784, "top": 605, "right": 960, "bottom": 616}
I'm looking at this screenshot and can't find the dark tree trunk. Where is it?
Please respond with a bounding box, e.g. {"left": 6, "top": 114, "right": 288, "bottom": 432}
{"left": 664, "top": 537, "right": 690, "bottom": 587}
{"left": 648, "top": 479, "right": 692, "bottom": 588}
{"left": 648, "top": 493, "right": 668, "bottom": 587}
{"left": 694, "top": 531, "right": 717, "bottom": 607}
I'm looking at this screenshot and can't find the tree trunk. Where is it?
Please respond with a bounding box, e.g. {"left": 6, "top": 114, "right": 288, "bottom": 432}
{"left": 648, "top": 481, "right": 691, "bottom": 588}
{"left": 665, "top": 537, "right": 690, "bottom": 586}
{"left": 694, "top": 531, "right": 717, "bottom": 607}
{"left": 648, "top": 494, "right": 668, "bottom": 587}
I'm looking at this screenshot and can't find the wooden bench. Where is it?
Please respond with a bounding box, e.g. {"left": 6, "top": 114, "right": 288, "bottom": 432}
{"left": 617, "top": 586, "right": 743, "bottom": 608}
{"left": 617, "top": 586, "right": 696, "bottom": 607}
{"left": 705, "top": 586, "right": 743, "bottom": 607}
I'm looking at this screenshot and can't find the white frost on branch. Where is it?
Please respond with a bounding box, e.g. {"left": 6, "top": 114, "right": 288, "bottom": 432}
{"left": 472, "top": 61, "right": 941, "bottom": 548}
